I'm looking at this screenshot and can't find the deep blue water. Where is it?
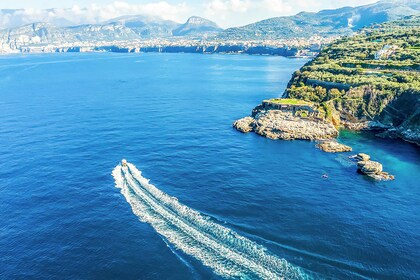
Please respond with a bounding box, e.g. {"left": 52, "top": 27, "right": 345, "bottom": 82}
{"left": 0, "top": 53, "right": 419, "bottom": 279}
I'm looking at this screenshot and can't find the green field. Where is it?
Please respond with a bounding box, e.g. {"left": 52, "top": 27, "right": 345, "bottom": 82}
{"left": 265, "top": 98, "right": 314, "bottom": 106}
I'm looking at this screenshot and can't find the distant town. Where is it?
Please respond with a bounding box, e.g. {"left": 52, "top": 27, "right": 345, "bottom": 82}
{"left": 0, "top": 25, "right": 334, "bottom": 56}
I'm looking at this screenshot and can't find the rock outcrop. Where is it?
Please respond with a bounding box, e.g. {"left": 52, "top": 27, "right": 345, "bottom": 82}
{"left": 376, "top": 127, "right": 420, "bottom": 146}
{"left": 316, "top": 140, "right": 352, "bottom": 153}
{"left": 234, "top": 109, "right": 338, "bottom": 140}
{"left": 355, "top": 153, "right": 370, "bottom": 161}
{"left": 233, "top": 117, "right": 255, "bottom": 133}
{"left": 341, "top": 120, "right": 390, "bottom": 131}
{"left": 357, "top": 160, "right": 383, "bottom": 174}
{"left": 352, "top": 153, "right": 395, "bottom": 181}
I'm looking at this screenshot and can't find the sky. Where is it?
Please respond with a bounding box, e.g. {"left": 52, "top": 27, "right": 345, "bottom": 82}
{"left": 1, "top": 0, "right": 381, "bottom": 28}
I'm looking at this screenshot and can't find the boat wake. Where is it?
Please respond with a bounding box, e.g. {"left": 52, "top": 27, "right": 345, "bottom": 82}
{"left": 112, "top": 161, "right": 308, "bottom": 279}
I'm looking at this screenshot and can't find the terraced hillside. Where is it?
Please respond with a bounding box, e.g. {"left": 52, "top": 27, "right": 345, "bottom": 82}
{"left": 285, "top": 16, "right": 420, "bottom": 144}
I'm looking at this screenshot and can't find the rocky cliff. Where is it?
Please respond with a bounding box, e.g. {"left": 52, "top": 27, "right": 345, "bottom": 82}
{"left": 233, "top": 99, "right": 338, "bottom": 141}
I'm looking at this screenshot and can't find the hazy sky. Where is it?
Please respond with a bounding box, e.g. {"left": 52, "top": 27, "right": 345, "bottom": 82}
{"left": 1, "top": 0, "right": 380, "bottom": 27}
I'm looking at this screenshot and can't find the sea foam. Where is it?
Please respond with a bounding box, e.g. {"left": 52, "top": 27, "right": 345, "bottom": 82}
{"left": 112, "top": 162, "right": 308, "bottom": 279}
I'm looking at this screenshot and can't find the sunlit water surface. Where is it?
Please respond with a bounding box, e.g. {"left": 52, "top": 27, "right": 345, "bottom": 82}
{"left": 0, "top": 53, "right": 419, "bottom": 279}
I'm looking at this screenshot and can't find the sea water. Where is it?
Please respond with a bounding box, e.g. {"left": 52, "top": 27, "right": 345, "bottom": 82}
{"left": 0, "top": 53, "right": 419, "bottom": 279}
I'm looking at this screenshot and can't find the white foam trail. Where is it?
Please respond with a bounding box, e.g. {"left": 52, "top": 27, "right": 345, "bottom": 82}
{"left": 112, "top": 162, "right": 309, "bottom": 279}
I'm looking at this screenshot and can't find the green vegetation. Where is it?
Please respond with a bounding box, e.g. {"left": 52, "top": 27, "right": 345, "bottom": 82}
{"left": 295, "top": 110, "right": 309, "bottom": 118}
{"left": 285, "top": 16, "right": 420, "bottom": 124}
{"left": 265, "top": 98, "right": 313, "bottom": 106}
{"left": 219, "top": 1, "right": 419, "bottom": 41}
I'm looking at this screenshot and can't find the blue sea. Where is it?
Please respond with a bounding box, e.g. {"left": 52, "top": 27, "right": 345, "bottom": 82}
{"left": 0, "top": 53, "right": 419, "bottom": 279}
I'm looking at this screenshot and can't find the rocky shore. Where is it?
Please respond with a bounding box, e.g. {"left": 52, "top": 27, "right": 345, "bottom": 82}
{"left": 316, "top": 140, "right": 352, "bottom": 153}
{"left": 376, "top": 127, "right": 420, "bottom": 146}
{"left": 341, "top": 120, "right": 390, "bottom": 131}
{"left": 233, "top": 101, "right": 338, "bottom": 141}
{"left": 341, "top": 120, "right": 420, "bottom": 146}
{"left": 233, "top": 99, "right": 397, "bottom": 181}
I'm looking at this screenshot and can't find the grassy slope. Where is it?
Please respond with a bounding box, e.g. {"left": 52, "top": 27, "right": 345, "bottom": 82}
{"left": 264, "top": 98, "right": 313, "bottom": 105}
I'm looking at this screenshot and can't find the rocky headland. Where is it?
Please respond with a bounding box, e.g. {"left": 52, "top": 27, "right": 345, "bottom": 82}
{"left": 283, "top": 17, "right": 420, "bottom": 146}
{"left": 233, "top": 99, "right": 338, "bottom": 140}
{"left": 233, "top": 98, "right": 396, "bottom": 181}
{"left": 232, "top": 19, "right": 420, "bottom": 182}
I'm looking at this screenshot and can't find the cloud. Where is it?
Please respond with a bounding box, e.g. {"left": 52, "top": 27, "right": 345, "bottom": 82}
{"left": 0, "top": 0, "right": 381, "bottom": 29}
{"left": 294, "top": 0, "right": 378, "bottom": 12}
{"left": 202, "top": 0, "right": 380, "bottom": 27}
{"left": 89, "top": 1, "right": 191, "bottom": 22}
{"left": 205, "top": 0, "right": 251, "bottom": 15}
{"left": 0, "top": 1, "right": 191, "bottom": 29}
{"left": 262, "top": 0, "right": 293, "bottom": 14}
{"left": 203, "top": 0, "right": 295, "bottom": 27}
{"left": 203, "top": 0, "right": 252, "bottom": 26}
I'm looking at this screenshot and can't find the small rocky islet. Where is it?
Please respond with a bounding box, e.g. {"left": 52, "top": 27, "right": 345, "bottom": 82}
{"left": 353, "top": 153, "right": 395, "bottom": 181}
{"left": 316, "top": 140, "right": 352, "bottom": 153}
{"left": 233, "top": 98, "right": 395, "bottom": 181}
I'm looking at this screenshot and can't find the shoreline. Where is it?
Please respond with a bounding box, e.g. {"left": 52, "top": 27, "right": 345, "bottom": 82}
{"left": 0, "top": 50, "right": 315, "bottom": 58}
{"left": 232, "top": 99, "right": 418, "bottom": 181}
{"left": 234, "top": 100, "right": 419, "bottom": 146}
{"left": 0, "top": 44, "right": 317, "bottom": 58}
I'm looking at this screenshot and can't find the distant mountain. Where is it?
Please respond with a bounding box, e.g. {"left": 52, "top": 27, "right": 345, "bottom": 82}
{"left": 0, "top": 22, "right": 140, "bottom": 50}
{"left": 1, "top": 0, "right": 419, "bottom": 53}
{"left": 0, "top": 15, "right": 226, "bottom": 53}
{"left": 67, "top": 23, "right": 140, "bottom": 41}
{"left": 0, "top": 13, "right": 223, "bottom": 46}
{"left": 172, "top": 16, "right": 222, "bottom": 37}
{"left": 1, "top": 0, "right": 419, "bottom": 42}
{"left": 0, "top": 8, "right": 82, "bottom": 29}
{"left": 103, "top": 15, "right": 180, "bottom": 38}
{"left": 219, "top": 0, "right": 420, "bottom": 40}
{"left": 0, "top": 22, "right": 73, "bottom": 46}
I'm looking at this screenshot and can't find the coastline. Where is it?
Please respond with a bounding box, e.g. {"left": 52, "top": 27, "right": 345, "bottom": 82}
{"left": 232, "top": 98, "right": 415, "bottom": 181}
{"left": 0, "top": 44, "right": 317, "bottom": 58}
{"left": 233, "top": 97, "right": 420, "bottom": 147}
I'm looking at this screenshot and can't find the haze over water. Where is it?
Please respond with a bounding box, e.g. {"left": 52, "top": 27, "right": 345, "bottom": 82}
{"left": 0, "top": 53, "right": 419, "bottom": 279}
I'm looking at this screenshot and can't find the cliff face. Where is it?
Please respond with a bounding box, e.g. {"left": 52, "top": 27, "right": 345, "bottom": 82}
{"left": 325, "top": 87, "right": 420, "bottom": 144}
{"left": 284, "top": 17, "right": 420, "bottom": 145}
{"left": 377, "top": 91, "right": 420, "bottom": 143}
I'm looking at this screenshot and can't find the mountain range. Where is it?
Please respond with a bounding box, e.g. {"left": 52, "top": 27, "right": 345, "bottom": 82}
{"left": 0, "top": 0, "right": 419, "bottom": 53}
{"left": 218, "top": 0, "right": 420, "bottom": 40}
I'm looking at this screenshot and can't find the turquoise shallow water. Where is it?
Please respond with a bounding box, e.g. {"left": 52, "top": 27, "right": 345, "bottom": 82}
{"left": 0, "top": 53, "right": 419, "bottom": 279}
